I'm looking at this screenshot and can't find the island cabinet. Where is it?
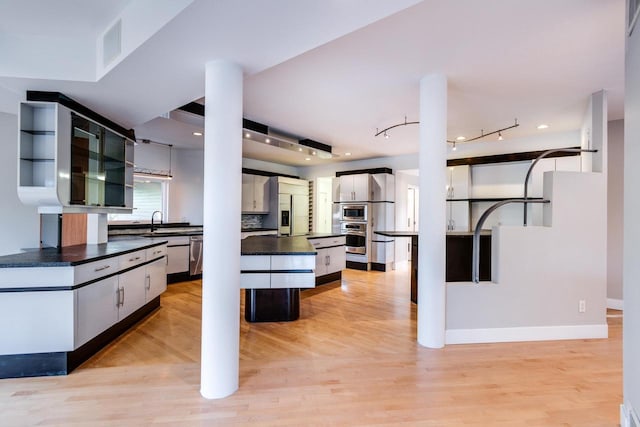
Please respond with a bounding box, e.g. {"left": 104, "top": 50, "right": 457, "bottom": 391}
{"left": 307, "top": 234, "right": 346, "bottom": 285}
{"left": 240, "top": 235, "right": 316, "bottom": 322}
{"left": 0, "top": 240, "right": 167, "bottom": 379}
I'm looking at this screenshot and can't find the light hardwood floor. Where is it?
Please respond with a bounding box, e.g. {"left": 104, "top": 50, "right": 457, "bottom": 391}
{"left": 0, "top": 264, "right": 622, "bottom": 426}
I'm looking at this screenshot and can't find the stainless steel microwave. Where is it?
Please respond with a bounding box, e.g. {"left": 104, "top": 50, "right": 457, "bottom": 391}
{"left": 341, "top": 204, "right": 367, "bottom": 221}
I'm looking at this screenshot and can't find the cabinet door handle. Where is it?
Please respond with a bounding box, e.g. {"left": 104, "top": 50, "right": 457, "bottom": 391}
{"left": 120, "top": 287, "right": 125, "bottom": 306}
{"left": 327, "top": 255, "right": 331, "bottom": 265}
{"left": 408, "top": 218, "right": 411, "bottom": 227}
{"left": 146, "top": 274, "right": 151, "bottom": 290}
{"left": 128, "top": 256, "right": 141, "bottom": 262}
{"left": 153, "top": 250, "right": 162, "bottom": 255}
{"left": 116, "top": 288, "right": 121, "bottom": 306}
{"left": 94, "top": 265, "right": 110, "bottom": 272}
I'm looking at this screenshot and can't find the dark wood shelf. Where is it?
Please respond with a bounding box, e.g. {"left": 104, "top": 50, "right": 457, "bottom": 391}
{"left": 447, "top": 197, "right": 543, "bottom": 203}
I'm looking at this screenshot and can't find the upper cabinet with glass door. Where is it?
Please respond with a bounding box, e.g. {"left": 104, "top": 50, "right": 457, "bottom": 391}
{"left": 18, "top": 95, "right": 134, "bottom": 214}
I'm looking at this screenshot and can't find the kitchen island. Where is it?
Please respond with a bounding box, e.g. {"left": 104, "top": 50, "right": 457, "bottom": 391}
{"left": 241, "top": 235, "right": 316, "bottom": 322}
{"left": 0, "top": 239, "right": 168, "bottom": 378}
{"left": 375, "top": 231, "right": 492, "bottom": 303}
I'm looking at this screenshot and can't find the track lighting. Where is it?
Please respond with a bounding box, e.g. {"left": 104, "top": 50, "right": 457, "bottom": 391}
{"left": 376, "top": 117, "right": 519, "bottom": 145}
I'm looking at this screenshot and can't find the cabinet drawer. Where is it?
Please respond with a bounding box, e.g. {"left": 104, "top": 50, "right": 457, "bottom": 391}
{"left": 146, "top": 245, "right": 167, "bottom": 260}
{"left": 240, "top": 255, "right": 271, "bottom": 271}
{"left": 309, "top": 236, "right": 346, "bottom": 249}
{"left": 271, "top": 272, "right": 315, "bottom": 289}
{"left": 74, "top": 257, "right": 120, "bottom": 285}
{"left": 119, "top": 249, "right": 146, "bottom": 270}
{"left": 240, "top": 273, "right": 270, "bottom": 289}
{"left": 271, "top": 255, "right": 315, "bottom": 271}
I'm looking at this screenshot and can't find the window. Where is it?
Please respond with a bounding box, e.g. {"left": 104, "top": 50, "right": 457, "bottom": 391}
{"left": 108, "top": 178, "right": 167, "bottom": 223}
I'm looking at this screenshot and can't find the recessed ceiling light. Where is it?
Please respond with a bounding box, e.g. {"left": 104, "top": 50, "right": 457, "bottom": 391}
{"left": 345, "top": 152, "right": 352, "bottom": 156}
{"left": 456, "top": 136, "right": 466, "bottom": 141}
{"left": 298, "top": 148, "right": 302, "bottom": 152}
{"left": 265, "top": 138, "right": 271, "bottom": 143}
{"left": 245, "top": 132, "right": 251, "bottom": 138}
{"left": 305, "top": 157, "right": 311, "bottom": 161}
{"left": 312, "top": 151, "right": 316, "bottom": 155}
{"left": 537, "top": 124, "right": 549, "bottom": 130}
{"left": 192, "top": 131, "right": 203, "bottom": 136}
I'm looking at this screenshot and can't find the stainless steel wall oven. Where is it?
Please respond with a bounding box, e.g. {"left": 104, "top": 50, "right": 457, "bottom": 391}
{"left": 340, "top": 222, "right": 367, "bottom": 255}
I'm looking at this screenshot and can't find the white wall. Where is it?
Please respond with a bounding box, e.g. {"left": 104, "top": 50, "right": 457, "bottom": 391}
{"left": 608, "top": 119, "right": 624, "bottom": 304}
{"left": 623, "top": 5, "right": 640, "bottom": 421}
{"left": 0, "top": 113, "right": 40, "bottom": 256}
{"left": 133, "top": 144, "right": 301, "bottom": 225}
{"left": 170, "top": 148, "right": 204, "bottom": 224}
{"left": 446, "top": 172, "right": 607, "bottom": 342}
{"left": 449, "top": 130, "right": 581, "bottom": 159}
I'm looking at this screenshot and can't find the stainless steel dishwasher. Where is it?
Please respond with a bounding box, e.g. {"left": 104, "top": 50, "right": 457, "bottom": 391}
{"left": 189, "top": 235, "right": 203, "bottom": 276}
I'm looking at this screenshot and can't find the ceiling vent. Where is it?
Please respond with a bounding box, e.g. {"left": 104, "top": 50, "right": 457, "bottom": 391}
{"left": 103, "top": 20, "right": 122, "bottom": 67}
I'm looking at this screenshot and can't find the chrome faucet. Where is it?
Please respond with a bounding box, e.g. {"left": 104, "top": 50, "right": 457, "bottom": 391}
{"left": 151, "top": 210, "right": 163, "bottom": 232}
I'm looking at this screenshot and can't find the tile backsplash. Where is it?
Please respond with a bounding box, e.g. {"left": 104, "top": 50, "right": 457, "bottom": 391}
{"left": 241, "top": 215, "right": 264, "bottom": 229}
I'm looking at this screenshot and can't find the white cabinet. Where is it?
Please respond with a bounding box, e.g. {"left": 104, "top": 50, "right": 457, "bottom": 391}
{"left": 371, "top": 173, "right": 395, "bottom": 202}
{"left": 117, "top": 267, "right": 146, "bottom": 320}
{"left": 75, "top": 276, "right": 118, "bottom": 348}
{"left": 447, "top": 165, "right": 470, "bottom": 199}
{"left": 309, "top": 236, "right": 346, "bottom": 277}
{"left": 242, "top": 174, "right": 270, "bottom": 213}
{"left": 447, "top": 201, "right": 470, "bottom": 231}
{"left": 145, "top": 257, "right": 167, "bottom": 302}
{"left": 167, "top": 245, "right": 189, "bottom": 275}
{"left": 240, "top": 254, "right": 316, "bottom": 289}
{"left": 339, "top": 174, "right": 369, "bottom": 202}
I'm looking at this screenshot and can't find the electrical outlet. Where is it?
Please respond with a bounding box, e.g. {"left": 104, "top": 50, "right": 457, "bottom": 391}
{"left": 579, "top": 300, "right": 586, "bottom": 313}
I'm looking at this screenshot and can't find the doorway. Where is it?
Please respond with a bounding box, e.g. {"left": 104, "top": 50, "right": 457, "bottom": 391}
{"left": 407, "top": 185, "right": 419, "bottom": 260}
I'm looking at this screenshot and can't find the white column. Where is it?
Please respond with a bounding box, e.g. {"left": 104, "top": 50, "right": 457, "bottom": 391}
{"left": 201, "top": 60, "right": 243, "bottom": 399}
{"left": 417, "top": 74, "right": 447, "bottom": 349}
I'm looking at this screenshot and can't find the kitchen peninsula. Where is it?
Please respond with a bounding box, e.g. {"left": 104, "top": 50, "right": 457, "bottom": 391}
{"left": 0, "top": 239, "right": 167, "bottom": 378}
{"left": 241, "top": 235, "right": 316, "bottom": 322}
{"left": 375, "top": 231, "right": 492, "bottom": 303}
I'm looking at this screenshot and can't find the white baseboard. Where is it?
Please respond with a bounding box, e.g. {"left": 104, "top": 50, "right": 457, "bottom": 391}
{"left": 445, "top": 324, "right": 609, "bottom": 345}
{"left": 607, "top": 298, "right": 624, "bottom": 310}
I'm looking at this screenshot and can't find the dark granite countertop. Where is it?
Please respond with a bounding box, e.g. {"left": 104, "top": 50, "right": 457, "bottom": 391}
{"left": 375, "top": 231, "right": 418, "bottom": 237}
{"left": 0, "top": 239, "right": 167, "bottom": 268}
{"left": 305, "top": 233, "right": 344, "bottom": 239}
{"left": 241, "top": 228, "right": 278, "bottom": 232}
{"left": 375, "top": 230, "right": 492, "bottom": 237}
{"left": 241, "top": 235, "right": 316, "bottom": 255}
{"left": 109, "top": 223, "right": 202, "bottom": 237}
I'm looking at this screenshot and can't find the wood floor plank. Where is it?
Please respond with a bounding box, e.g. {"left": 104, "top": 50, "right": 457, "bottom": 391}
{"left": 0, "top": 264, "right": 622, "bottom": 426}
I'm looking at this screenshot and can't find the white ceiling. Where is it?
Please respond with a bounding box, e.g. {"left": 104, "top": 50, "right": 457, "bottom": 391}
{"left": 0, "top": 0, "right": 626, "bottom": 167}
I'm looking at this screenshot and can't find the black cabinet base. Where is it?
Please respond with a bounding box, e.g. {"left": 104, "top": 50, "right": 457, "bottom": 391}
{"left": 0, "top": 297, "right": 160, "bottom": 379}
{"left": 245, "top": 289, "right": 300, "bottom": 322}
{"left": 346, "top": 261, "right": 368, "bottom": 271}
{"left": 370, "top": 262, "right": 389, "bottom": 272}
{"left": 315, "top": 271, "right": 342, "bottom": 286}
